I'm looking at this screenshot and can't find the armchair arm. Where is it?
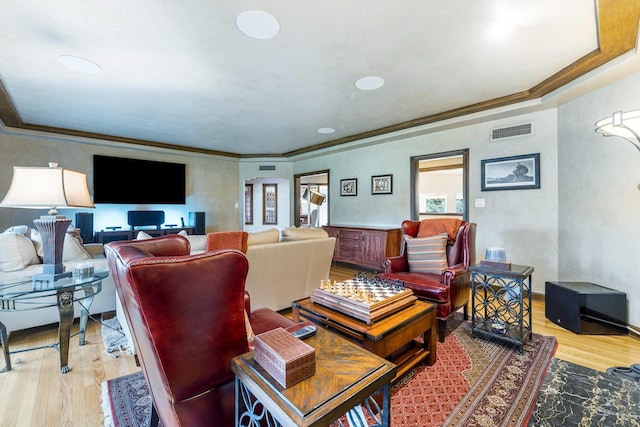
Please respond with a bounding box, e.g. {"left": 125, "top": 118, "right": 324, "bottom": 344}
{"left": 441, "top": 262, "right": 467, "bottom": 285}
{"left": 383, "top": 256, "right": 409, "bottom": 273}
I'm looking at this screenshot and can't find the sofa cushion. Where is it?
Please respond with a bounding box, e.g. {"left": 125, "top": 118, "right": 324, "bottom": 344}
{"left": 247, "top": 228, "right": 279, "bottom": 245}
{"left": 179, "top": 231, "right": 206, "bottom": 253}
{"left": 281, "top": 227, "right": 328, "bottom": 241}
{"left": 405, "top": 233, "right": 448, "bottom": 274}
{"left": 136, "top": 230, "right": 153, "bottom": 240}
{"left": 0, "top": 232, "right": 40, "bottom": 272}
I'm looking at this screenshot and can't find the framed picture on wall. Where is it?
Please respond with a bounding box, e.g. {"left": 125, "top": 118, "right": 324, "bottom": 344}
{"left": 340, "top": 178, "right": 357, "bottom": 196}
{"left": 371, "top": 174, "right": 393, "bottom": 195}
{"left": 481, "top": 153, "right": 540, "bottom": 191}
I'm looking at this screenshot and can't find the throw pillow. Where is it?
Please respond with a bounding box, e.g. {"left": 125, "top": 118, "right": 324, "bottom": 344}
{"left": 405, "top": 233, "right": 449, "bottom": 274}
{"left": 29, "top": 229, "right": 93, "bottom": 262}
{"left": 136, "top": 231, "right": 153, "bottom": 240}
{"left": 247, "top": 228, "right": 280, "bottom": 245}
{"left": 281, "top": 226, "right": 328, "bottom": 241}
{"left": 0, "top": 232, "right": 40, "bottom": 272}
{"left": 417, "top": 218, "right": 463, "bottom": 244}
{"left": 62, "top": 232, "right": 93, "bottom": 262}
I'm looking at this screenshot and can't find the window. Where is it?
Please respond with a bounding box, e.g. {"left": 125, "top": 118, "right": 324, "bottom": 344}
{"left": 262, "top": 184, "right": 277, "bottom": 225}
{"left": 244, "top": 184, "right": 253, "bottom": 224}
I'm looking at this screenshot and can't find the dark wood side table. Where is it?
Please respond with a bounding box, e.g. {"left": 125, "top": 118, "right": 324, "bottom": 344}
{"left": 470, "top": 264, "right": 534, "bottom": 353}
{"left": 232, "top": 327, "right": 396, "bottom": 426}
{"left": 0, "top": 271, "right": 107, "bottom": 373}
{"left": 292, "top": 298, "right": 436, "bottom": 381}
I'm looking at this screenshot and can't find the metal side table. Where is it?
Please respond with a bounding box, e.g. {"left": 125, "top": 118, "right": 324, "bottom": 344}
{"left": 470, "top": 264, "right": 534, "bottom": 353}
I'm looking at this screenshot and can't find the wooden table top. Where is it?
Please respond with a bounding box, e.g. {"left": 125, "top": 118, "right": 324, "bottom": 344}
{"left": 231, "top": 327, "right": 396, "bottom": 426}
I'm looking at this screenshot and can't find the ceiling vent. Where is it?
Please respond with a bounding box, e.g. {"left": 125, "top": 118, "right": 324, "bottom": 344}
{"left": 259, "top": 165, "right": 276, "bottom": 171}
{"left": 490, "top": 122, "right": 533, "bottom": 141}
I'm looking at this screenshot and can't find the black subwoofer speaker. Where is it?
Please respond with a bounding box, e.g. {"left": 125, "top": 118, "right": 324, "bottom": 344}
{"left": 75, "top": 212, "right": 94, "bottom": 243}
{"left": 545, "top": 281, "right": 627, "bottom": 334}
{"left": 189, "top": 211, "right": 205, "bottom": 235}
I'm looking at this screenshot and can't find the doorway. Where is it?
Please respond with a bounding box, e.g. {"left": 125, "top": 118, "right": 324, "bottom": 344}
{"left": 410, "top": 149, "right": 469, "bottom": 221}
{"left": 294, "top": 170, "right": 329, "bottom": 228}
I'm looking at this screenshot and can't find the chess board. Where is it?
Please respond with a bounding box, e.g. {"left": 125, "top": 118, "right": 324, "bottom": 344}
{"left": 310, "top": 278, "right": 417, "bottom": 324}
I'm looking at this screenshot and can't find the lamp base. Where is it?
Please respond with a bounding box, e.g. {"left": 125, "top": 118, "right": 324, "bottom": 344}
{"left": 32, "top": 270, "right": 72, "bottom": 288}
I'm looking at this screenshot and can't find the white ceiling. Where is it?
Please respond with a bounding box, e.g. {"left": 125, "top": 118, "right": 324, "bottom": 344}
{"left": 0, "top": 1, "right": 637, "bottom": 157}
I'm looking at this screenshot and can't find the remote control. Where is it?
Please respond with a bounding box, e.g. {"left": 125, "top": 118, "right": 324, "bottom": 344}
{"left": 291, "top": 325, "right": 317, "bottom": 340}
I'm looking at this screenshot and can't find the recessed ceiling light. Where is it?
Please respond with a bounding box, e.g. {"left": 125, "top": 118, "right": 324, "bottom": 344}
{"left": 355, "top": 76, "right": 385, "bottom": 91}
{"left": 236, "top": 10, "right": 280, "bottom": 40}
{"left": 57, "top": 55, "right": 102, "bottom": 74}
{"left": 318, "top": 127, "right": 336, "bottom": 134}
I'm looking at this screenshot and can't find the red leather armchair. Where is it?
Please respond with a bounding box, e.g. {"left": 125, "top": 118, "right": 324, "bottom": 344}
{"left": 105, "top": 235, "right": 297, "bottom": 427}
{"left": 380, "top": 219, "right": 476, "bottom": 342}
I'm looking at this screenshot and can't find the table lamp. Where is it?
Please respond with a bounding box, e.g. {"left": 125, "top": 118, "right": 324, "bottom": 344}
{"left": 0, "top": 163, "right": 94, "bottom": 282}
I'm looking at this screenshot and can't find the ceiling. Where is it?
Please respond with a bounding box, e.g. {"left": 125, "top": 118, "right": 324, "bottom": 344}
{"left": 0, "top": 1, "right": 638, "bottom": 158}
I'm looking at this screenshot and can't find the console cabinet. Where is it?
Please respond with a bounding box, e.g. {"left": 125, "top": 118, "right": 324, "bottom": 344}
{"left": 95, "top": 227, "right": 193, "bottom": 244}
{"left": 323, "top": 225, "right": 401, "bottom": 271}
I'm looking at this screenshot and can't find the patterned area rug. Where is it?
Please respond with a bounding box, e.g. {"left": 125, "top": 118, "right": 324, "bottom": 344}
{"left": 101, "top": 315, "right": 556, "bottom": 426}
{"left": 528, "top": 358, "right": 640, "bottom": 426}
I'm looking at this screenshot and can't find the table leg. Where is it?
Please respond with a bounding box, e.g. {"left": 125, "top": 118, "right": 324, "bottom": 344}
{"left": 57, "top": 289, "right": 75, "bottom": 373}
{"left": 0, "top": 321, "right": 11, "bottom": 372}
{"left": 78, "top": 284, "right": 96, "bottom": 346}
{"left": 424, "top": 323, "right": 437, "bottom": 365}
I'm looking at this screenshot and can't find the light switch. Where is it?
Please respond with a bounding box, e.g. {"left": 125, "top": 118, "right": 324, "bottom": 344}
{"left": 475, "top": 198, "right": 485, "bottom": 208}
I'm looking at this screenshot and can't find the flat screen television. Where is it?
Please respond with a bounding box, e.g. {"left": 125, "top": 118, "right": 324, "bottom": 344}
{"left": 93, "top": 155, "right": 186, "bottom": 204}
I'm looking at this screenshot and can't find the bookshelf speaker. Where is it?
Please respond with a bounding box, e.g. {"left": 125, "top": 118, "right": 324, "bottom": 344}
{"left": 189, "top": 211, "right": 205, "bottom": 235}
{"left": 75, "top": 212, "right": 94, "bottom": 243}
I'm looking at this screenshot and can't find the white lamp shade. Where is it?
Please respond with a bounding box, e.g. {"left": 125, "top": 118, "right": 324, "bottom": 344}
{"left": 1, "top": 166, "right": 94, "bottom": 210}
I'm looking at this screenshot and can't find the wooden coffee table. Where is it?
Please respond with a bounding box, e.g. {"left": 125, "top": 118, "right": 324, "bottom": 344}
{"left": 292, "top": 298, "right": 437, "bottom": 381}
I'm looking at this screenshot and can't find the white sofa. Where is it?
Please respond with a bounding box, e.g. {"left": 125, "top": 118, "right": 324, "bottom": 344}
{"left": 0, "top": 226, "right": 116, "bottom": 336}
{"left": 115, "top": 226, "right": 336, "bottom": 354}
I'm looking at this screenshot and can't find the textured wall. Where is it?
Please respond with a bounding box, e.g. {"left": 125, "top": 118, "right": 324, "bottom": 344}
{"left": 0, "top": 131, "right": 240, "bottom": 234}
{"left": 293, "top": 108, "right": 560, "bottom": 296}
{"left": 558, "top": 71, "right": 640, "bottom": 327}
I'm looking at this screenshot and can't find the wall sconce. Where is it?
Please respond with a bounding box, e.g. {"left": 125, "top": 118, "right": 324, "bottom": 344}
{"left": 0, "top": 163, "right": 94, "bottom": 282}
{"left": 595, "top": 110, "right": 640, "bottom": 189}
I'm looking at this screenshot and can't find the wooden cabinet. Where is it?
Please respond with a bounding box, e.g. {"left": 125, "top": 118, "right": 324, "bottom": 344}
{"left": 95, "top": 227, "right": 194, "bottom": 244}
{"left": 323, "top": 225, "right": 401, "bottom": 271}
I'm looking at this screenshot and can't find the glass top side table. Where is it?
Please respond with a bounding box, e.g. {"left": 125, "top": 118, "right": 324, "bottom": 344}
{"left": 0, "top": 270, "right": 107, "bottom": 373}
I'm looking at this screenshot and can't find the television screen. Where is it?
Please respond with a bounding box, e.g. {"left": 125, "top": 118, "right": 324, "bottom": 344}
{"left": 93, "top": 155, "right": 186, "bottom": 204}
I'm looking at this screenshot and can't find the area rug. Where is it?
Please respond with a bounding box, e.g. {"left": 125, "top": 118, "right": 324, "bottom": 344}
{"left": 101, "top": 315, "right": 556, "bottom": 427}
{"left": 101, "top": 315, "right": 132, "bottom": 356}
{"left": 528, "top": 358, "right": 640, "bottom": 426}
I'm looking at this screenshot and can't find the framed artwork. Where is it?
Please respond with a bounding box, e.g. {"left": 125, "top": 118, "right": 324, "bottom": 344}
{"left": 340, "top": 178, "right": 357, "bottom": 196}
{"left": 481, "top": 153, "right": 540, "bottom": 191}
{"left": 244, "top": 183, "right": 253, "bottom": 224}
{"left": 371, "top": 174, "right": 393, "bottom": 195}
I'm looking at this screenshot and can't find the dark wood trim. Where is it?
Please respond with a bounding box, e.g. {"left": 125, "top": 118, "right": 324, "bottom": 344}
{"left": 0, "top": 0, "right": 638, "bottom": 158}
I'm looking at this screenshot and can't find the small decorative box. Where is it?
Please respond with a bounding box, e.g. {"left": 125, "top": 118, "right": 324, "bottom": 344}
{"left": 253, "top": 327, "right": 316, "bottom": 388}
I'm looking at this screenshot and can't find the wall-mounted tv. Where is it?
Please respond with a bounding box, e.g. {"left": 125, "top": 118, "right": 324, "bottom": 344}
{"left": 93, "top": 155, "right": 186, "bottom": 204}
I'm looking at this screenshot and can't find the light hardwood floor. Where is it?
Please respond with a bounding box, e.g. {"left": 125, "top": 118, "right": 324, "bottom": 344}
{"left": 0, "top": 264, "right": 638, "bottom": 426}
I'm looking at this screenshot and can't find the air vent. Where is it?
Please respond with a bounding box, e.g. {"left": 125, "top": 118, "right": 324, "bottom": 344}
{"left": 259, "top": 165, "right": 276, "bottom": 171}
{"left": 490, "top": 122, "right": 533, "bottom": 141}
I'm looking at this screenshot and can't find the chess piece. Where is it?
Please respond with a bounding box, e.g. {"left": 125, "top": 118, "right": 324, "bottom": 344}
{"left": 320, "top": 279, "right": 325, "bottom": 290}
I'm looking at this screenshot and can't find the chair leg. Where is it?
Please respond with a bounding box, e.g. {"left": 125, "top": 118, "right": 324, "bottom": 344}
{"left": 437, "top": 319, "right": 446, "bottom": 343}
{"left": 463, "top": 303, "right": 469, "bottom": 320}
{"left": 149, "top": 403, "right": 160, "bottom": 427}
